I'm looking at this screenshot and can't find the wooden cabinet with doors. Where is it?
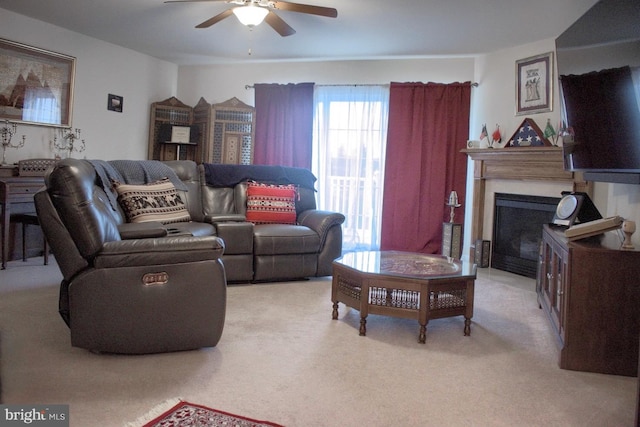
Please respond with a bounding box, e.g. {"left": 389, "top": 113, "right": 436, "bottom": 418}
{"left": 537, "top": 225, "right": 569, "bottom": 344}
{"left": 537, "top": 224, "right": 640, "bottom": 376}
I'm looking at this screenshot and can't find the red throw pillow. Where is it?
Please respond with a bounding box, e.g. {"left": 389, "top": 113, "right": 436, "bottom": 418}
{"left": 246, "top": 182, "right": 297, "bottom": 225}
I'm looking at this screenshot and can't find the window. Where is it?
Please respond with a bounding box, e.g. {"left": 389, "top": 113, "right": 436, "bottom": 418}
{"left": 312, "top": 85, "right": 389, "bottom": 251}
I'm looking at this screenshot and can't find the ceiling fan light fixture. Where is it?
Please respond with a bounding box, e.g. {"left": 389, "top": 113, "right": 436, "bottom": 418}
{"left": 233, "top": 4, "right": 269, "bottom": 27}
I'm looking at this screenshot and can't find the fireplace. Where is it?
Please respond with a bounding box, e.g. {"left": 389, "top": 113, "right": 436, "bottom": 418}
{"left": 491, "top": 193, "right": 560, "bottom": 278}
{"left": 463, "top": 147, "right": 588, "bottom": 268}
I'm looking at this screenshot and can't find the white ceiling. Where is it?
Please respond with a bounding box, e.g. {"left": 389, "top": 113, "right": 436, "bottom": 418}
{"left": 0, "top": 0, "right": 599, "bottom": 65}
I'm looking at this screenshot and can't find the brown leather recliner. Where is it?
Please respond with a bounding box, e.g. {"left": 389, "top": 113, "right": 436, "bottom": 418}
{"left": 35, "top": 159, "right": 227, "bottom": 354}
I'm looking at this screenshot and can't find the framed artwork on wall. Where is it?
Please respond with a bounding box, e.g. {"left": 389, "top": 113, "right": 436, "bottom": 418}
{"left": 515, "top": 52, "right": 553, "bottom": 116}
{"left": 0, "top": 38, "right": 76, "bottom": 127}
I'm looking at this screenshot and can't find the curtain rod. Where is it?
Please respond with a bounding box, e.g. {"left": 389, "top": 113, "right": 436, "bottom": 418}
{"left": 245, "top": 82, "right": 479, "bottom": 89}
{"left": 244, "top": 84, "right": 384, "bottom": 89}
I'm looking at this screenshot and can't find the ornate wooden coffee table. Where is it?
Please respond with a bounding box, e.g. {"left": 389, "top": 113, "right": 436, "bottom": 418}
{"left": 332, "top": 251, "right": 477, "bottom": 343}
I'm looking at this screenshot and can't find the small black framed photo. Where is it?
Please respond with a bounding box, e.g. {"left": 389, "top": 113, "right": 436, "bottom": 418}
{"left": 108, "top": 94, "right": 123, "bottom": 112}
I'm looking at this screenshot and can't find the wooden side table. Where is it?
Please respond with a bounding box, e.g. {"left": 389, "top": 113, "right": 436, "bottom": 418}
{"left": 442, "top": 222, "right": 462, "bottom": 259}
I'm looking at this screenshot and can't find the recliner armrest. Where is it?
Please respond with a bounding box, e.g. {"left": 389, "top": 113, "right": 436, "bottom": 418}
{"left": 118, "top": 222, "right": 168, "bottom": 239}
{"left": 297, "top": 210, "right": 345, "bottom": 247}
{"left": 94, "top": 235, "right": 225, "bottom": 268}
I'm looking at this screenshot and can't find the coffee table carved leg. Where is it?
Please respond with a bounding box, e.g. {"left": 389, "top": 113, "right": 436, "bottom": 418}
{"left": 332, "top": 301, "right": 339, "bottom": 320}
{"left": 464, "top": 317, "right": 471, "bottom": 336}
{"left": 359, "top": 316, "right": 367, "bottom": 336}
{"left": 419, "top": 324, "right": 427, "bottom": 344}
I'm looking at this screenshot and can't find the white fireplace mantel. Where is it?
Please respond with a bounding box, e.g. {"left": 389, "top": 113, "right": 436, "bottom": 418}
{"left": 463, "top": 147, "right": 590, "bottom": 260}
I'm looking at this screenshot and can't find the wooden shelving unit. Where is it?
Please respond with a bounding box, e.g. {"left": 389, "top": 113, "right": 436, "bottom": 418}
{"left": 148, "top": 96, "right": 255, "bottom": 164}
{"left": 148, "top": 97, "right": 197, "bottom": 162}
{"left": 193, "top": 97, "right": 213, "bottom": 163}
{"left": 210, "top": 97, "right": 255, "bottom": 165}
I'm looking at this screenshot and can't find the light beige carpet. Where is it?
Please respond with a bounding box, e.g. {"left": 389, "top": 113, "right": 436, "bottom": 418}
{"left": 0, "top": 257, "right": 636, "bottom": 426}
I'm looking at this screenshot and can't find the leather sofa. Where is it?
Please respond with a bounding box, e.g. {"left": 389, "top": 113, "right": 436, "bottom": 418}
{"left": 36, "top": 158, "right": 344, "bottom": 353}
{"left": 41, "top": 158, "right": 344, "bottom": 283}
{"left": 92, "top": 159, "right": 345, "bottom": 282}
{"left": 35, "top": 159, "right": 227, "bottom": 354}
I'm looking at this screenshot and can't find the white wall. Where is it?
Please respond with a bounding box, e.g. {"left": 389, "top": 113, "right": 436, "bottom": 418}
{"left": 0, "top": 9, "right": 178, "bottom": 162}
{"left": 176, "top": 57, "right": 475, "bottom": 107}
{"left": 3, "top": 7, "right": 639, "bottom": 250}
{"left": 467, "top": 38, "right": 640, "bottom": 253}
{"left": 464, "top": 39, "right": 566, "bottom": 259}
{"left": 178, "top": 44, "right": 640, "bottom": 252}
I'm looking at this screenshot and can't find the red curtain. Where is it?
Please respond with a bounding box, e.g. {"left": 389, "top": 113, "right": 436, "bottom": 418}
{"left": 253, "top": 83, "right": 314, "bottom": 168}
{"left": 380, "top": 82, "right": 471, "bottom": 253}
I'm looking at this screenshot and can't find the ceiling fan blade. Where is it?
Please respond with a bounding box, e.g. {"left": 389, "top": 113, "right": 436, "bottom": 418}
{"left": 264, "top": 11, "right": 296, "bottom": 37}
{"left": 164, "top": 0, "right": 228, "bottom": 3}
{"left": 271, "top": 1, "right": 337, "bottom": 18}
{"left": 196, "top": 8, "right": 235, "bottom": 28}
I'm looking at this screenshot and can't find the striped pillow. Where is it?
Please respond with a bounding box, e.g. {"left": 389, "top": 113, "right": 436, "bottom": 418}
{"left": 113, "top": 178, "right": 191, "bottom": 224}
{"left": 246, "top": 182, "right": 297, "bottom": 225}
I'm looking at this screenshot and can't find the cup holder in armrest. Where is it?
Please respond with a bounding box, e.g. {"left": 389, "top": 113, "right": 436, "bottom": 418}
{"left": 118, "top": 222, "right": 168, "bottom": 239}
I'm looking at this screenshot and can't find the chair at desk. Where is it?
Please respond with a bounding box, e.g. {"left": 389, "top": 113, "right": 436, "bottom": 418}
{"left": 12, "top": 159, "right": 56, "bottom": 265}
{"left": 11, "top": 213, "right": 48, "bottom": 265}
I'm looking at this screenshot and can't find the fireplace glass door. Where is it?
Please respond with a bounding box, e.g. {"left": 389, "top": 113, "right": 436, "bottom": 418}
{"left": 492, "top": 193, "right": 560, "bottom": 278}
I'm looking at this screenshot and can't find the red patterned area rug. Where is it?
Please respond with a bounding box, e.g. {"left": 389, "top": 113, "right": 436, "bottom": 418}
{"left": 129, "top": 399, "right": 284, "bottom": 427}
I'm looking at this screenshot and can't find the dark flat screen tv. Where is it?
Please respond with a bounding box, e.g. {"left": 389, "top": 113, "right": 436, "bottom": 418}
{"left": 555, "top": 0, "right": 640, "bottom": 183}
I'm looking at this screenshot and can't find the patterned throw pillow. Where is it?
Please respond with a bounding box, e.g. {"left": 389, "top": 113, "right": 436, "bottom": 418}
{"left": 113, "top": 178, "right": 191, "bottom": 224}
{"left": 246, "top": 182, "right": 297, "bottom": 225}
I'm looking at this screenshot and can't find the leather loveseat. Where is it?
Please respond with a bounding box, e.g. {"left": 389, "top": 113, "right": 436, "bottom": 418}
{"left": 198, "top": 163, "right": 345, "bottom": 282}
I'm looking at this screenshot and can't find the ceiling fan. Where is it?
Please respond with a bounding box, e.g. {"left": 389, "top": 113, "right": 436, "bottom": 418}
{"left": 164, "top": 0, "right": 338, "bottom": 37}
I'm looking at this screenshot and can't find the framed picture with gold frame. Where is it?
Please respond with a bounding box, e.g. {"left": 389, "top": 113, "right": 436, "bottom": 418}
{"left": 0, "top": 38, "right": 76, "bottom": 127}
{"left": 515, "top": 52, "right": 553, "bottom": 116}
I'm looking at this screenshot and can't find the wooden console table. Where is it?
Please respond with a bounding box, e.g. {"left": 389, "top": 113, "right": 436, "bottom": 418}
{"left": 538, "top": 224, "right": 640, "bottom": 376}
{"left": 0, "top": 176, "right": 45, "bottom": 269}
